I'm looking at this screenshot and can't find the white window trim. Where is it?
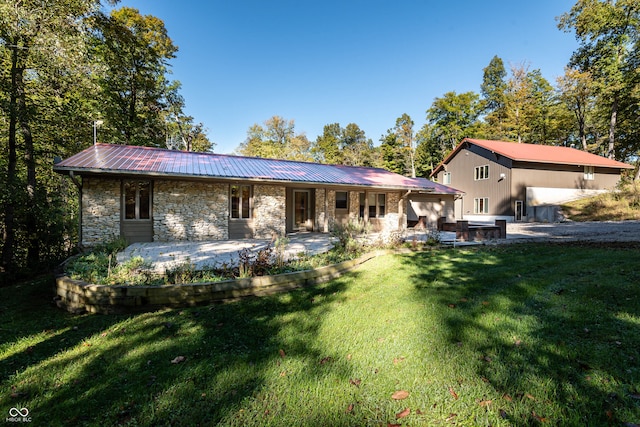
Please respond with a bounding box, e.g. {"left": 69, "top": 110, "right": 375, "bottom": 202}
{"left": 474, "top": 165, "right": 489, "bottom": 181}
{"left": 584, "top": 166, "right": 595, "bottom": 180}
{"left": 443, "top": 172, "right": 451, "bottom": 184}
{"left": 474, "top": 197, "right": 489, "bottom": 214}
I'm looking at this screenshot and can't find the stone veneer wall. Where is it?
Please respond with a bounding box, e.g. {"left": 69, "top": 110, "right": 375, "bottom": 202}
{"left": 153, "top": 181, "right": 228, "bottom": 241}
{"left": 82, "top": 177, "right": 121, "bottom": 246}
{"left": 382, "top": 192, "right": 406, "bottom": 233}
{"left": 253, "top": 184, "right": 286, "bottom": 238}
{"left": 326, "top": 190, "right": 336, "bottom": 228}
{"left": 349, "top": 191, "right": 360, "bottom": 220}
{"left": 315, "top": 189, "right": 327, "bottom": 232}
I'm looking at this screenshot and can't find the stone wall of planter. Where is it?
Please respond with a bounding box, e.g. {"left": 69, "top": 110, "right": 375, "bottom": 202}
{"left": 55, "top": 251, "right": 391, "bottom": 314}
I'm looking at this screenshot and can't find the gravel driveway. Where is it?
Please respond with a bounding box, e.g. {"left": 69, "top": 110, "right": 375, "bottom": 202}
{"left": 506, "top": 220, "right": 640, "bottom": 243}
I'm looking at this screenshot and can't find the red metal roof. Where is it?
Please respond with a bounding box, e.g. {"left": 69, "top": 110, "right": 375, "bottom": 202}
{"left": 54, "top": 143, "right": 461, "bottom": 194}
{"left": 432, "top": 138, "right": 634, "bottom": 176}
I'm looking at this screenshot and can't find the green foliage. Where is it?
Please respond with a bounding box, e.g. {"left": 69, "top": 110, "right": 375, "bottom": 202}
{"left": 330, "top": 218, "right": 371, "bottom": 255}
{"left": 237, "top": 116, "right": 312, "bottom": 161}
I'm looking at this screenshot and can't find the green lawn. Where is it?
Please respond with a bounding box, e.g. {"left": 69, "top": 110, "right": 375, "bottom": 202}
{"left": 1, "top": 243, "right": 639, "bottom": 426}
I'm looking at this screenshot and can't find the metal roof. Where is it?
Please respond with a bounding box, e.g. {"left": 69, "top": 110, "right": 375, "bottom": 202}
{"left": 54, "top": 143, "right": 461, "bottom": 194}
{"left": 432, "top": 138, "right": 635, "bottom": 176}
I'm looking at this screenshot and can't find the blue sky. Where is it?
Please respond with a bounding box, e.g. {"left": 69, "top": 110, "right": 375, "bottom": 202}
{"left": 113, "top": 0, "right": 579, "bottom": 154}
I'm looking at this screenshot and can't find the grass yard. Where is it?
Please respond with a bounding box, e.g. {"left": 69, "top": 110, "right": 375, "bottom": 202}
{"left": 1, "top": 243, "right": 639, "bottom": 426}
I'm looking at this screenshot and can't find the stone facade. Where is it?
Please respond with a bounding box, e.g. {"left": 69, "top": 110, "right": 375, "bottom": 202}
{"left": 253, "top": 184, "right": 286, "bottom": 238}
{"left": 82, "top": 177, "right": 121, "bottom": 246}
{"left": 349, "top": 191, "right": 360, "bottom": 220}
{"left": 79, "top": 177, "right": 408, "bottom": 246}
{"left": 315, "top": 189, "right": 327, "bottom": 232}
{"left": 154, "top": 181, "right": 228, "bottom": 241}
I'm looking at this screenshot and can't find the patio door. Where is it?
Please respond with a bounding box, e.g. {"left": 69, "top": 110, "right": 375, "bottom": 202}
{"left": 515, "top": 200, "right": 524, "bottom": 222}
{"left": 293, "top": 190, "right": 311, "bottom": 231}
{"left": 121, "top": 180, "right": 153, "bottom": 243}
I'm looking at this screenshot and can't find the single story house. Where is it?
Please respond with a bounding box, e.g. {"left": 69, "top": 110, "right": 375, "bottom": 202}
{"left": 54, "top": 143, "right": 462, "bottom": 246}
{"left": 430, "top": 138, "right": 634, "bottom": 222}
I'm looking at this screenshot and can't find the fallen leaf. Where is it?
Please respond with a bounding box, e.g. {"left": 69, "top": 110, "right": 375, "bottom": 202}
{"left": 345, "top": 403, "right": 354, "bottom": 414}
{"left": 377, "top": 337, "right": 385, "bottom": 343}
{"left": 396, "top": 408, "right": 410, "bottom": 419}
{"left": 515, "top": 339, "right": 522, "bottom": 346}
{"left": 448, "top": 387, "right": 459, "bottom": 400}
{"left": 349, "top": 378, "right": 361, "bottom": 387}
{"left": 460, "top": 298, "right": 468, "bottom": 302}
{"left": 448, "top": 303, "right": 456, "bottom": 308}
{"left": 393, "top": 357, "right": 406, "bottom": 365}
{"left": 347, "top": 354, "right": 352, "bottom": 360}
{"left": 483, "top": 356, "right": 492, "bottom": 363}
{"left": 502, "top": 394, "right": 513, "bottom": 402}
{"left": 416, "top": 409, "right": 424, "bottom": 415}
{"left": 482, "top": 301, "right": 490, "bottom": 306}
{"left": 478, "top": 399, "right": 492, "bottom": 407}
{"left": 279, "top": 371, "right": 286, "bottom": 377}
{"left": 392, "top": 390, "right": 410, "bottom": 400}
{"left": 532, "top": 411, "right": 547, "bottom": 422}
{"left": 525, "top": 393, "right": 536, "bottom": 401}
{"left": 171, "top": 356, "right": 186, "bottom": 364}
{"left": 319, "top": 356, "right": 332, "bottom": 365}
{"left": 278, "top": 349, "right": 286, "bottom": 358}
{"left": 445, "top": 413, "right": 457, "bottom": 421}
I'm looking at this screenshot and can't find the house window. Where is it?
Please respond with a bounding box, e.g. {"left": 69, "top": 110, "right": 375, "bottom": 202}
{"left": 474, "top": 165, "right": 489, "bottom": 180}
{"left": 123, "top": 181, "right": 151, "bottom": 220}
{"left": 584, "top": 166, "right": 595, "bottom": 180}
{"left": 474, "top": 197, "right": 489, "bottom": 214}
{"left": 443, "top": 172, "right": 451, "bottom": 184}
{"left": 231, "top": 185, "right": 251, "bottom": 219}
{"left": 335, "top": 191, "right": 348, "bottom": 209}
{"left": 368, "top": 193, "right": 386, "bottom": 218}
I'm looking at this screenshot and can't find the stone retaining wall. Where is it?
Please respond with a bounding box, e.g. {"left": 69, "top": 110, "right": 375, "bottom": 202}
{"left": 55, "top": 251, "right": 390, "bottom": 314}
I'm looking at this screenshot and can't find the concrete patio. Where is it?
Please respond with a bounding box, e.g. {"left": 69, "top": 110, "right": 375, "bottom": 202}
{"left": 116, "top": 233, "right": 336, "bottom": 274}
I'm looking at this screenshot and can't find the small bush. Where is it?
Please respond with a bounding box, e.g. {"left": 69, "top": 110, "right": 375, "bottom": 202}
{"left": 331, "top": 219, "right": 370, "bottom": 255}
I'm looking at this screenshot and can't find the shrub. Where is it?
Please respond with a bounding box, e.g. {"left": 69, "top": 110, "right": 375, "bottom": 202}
{"left": 331, "top": 218, "right": 370, "bottom": 255}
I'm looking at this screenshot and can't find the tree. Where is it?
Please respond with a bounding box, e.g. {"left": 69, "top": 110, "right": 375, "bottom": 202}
{"left": 0, "top": 0, "right": 105, "bottom": 273}
{"left": 557, "top": 67, "right": 597, "bottom": 150}
{"left": 237, "top": 116, "right": 312, "bottom": 161}
{"left": 164, "top": 80, "right": 214, "bottom": 152}
{"left": 480, "top": 55, "right": 508, "bottom": 139}
{"left": 342, "top": 123, "right": 375, "bottom": 167}
{"left": 558, "top": 0, "right": 640, "bottom": 160}
{"left": 395, "top": 113, "right": 416, "bottom": 177}
{"left": 91, "top": 7, "right": 177, "bottom": 146}
{"left": 313, "top": 123, "right": 344, "bottom": 164}
{"left": 379, "top": 130, "right": 404, "bottom": 174}
{"left": 426, "top": 91, "right": 483, "bottom": 149}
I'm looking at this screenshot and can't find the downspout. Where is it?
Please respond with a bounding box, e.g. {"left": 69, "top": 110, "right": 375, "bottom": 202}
{"left": 69, "top": 171, "right": 83, "bottom": 249}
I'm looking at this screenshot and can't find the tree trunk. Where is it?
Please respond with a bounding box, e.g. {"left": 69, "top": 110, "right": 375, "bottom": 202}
{"left": 19, "top": 99, "right": 39, "bottom": 268}
{"left": 1, "top": 42, "right": 22, "bottom": 272}
{"left": 607, "top": 96, "right": 617, "bottom": 159}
